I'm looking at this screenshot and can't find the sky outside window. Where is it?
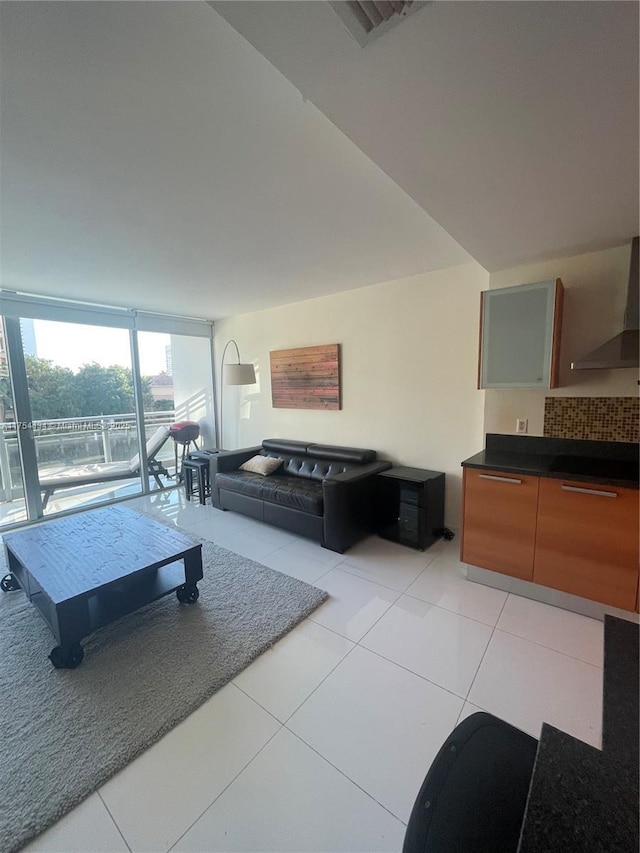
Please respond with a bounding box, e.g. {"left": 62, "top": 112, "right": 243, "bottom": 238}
{"left": 27, "top": 321, "right": 170, "bottom": 375}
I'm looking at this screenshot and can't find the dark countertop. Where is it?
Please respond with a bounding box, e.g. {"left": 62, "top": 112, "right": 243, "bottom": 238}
{"left": 462, "top": 434, "right": 639, "bottom": 489}
{"left": 518, "top": 616, "right": 640, "bottom": 852}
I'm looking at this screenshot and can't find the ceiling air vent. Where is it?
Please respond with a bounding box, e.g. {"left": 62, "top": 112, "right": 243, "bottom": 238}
{"left": 330, "top": 1, "right": 428, "bottom": 47}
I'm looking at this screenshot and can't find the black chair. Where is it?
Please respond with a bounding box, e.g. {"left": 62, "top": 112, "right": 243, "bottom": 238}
{"left": 403, "top": 712, "right": 538, "bottom": 853}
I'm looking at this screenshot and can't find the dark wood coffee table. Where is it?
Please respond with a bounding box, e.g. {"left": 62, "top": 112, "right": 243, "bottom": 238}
{"left": 1, "top": 505, "right": 203, "bottom": 668}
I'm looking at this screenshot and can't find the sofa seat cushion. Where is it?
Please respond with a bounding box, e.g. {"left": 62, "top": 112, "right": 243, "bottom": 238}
{"left": 262, "top": 475, "right": 324, "bottom": 514}
{"left": 215, "top": 471, "right": 271, "bottom": 501}
{"left": 215, "top": 471, "right": 324, "bottom": 515}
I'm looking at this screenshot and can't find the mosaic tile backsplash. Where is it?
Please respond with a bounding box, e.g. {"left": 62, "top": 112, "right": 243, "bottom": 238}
{"left": 544, "top": 397, "right": 639, "bottom": 443}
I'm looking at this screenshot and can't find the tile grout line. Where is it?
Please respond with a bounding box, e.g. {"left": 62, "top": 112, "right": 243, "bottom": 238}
{"left": 232, "top": 644, "right": 406, "bottom": 822}
{"left": 97, "top": 791, "right": 133, "bottom": 853}
{"left": 233, "top": 602, "right": 472, "bottom": 820}
{"left": 337, "top": 555, "right": 437, "bottom": 592}
{"left": 312, "top": 562, "right": 413, "bottom": 595}
{"left": 493, "top": 625, "right": 605, "bottom": 670}
{"left": 266, "top": 605, "right": 471, "bottom": 706}
{"left": 282, "top": 727, "right": 408, "bottom": 829}
{"left": 266, "top": 559, "right": 344, "bottom": 587}
{"left": 230, "top": 681, "right": 288, "bottom": 728}
{"left": 280, "top": 643, "right": 359, "bottom": 727}
{"left": 104, "top": 511, "right": 343, "bottom": 852}
{"left": 306, "top": 612, "right": 359, "bottom": 640}
{"left": 169, "top": 651, "right": 421, "bottom": 853}
{"left": 254, "top": 544, "right": 348, "bottom": 578}
{"left": 400, "top": 589, "right": 508, "bottom": 628}
{"left": 355, "top": 644, "right": 469, "bottom": 704}
{"left": 164, "top": 519, "right": 599, "bottom": 786}
{"left": 352, "top": 591, "right": 401, "bottom": 646}
{"left": 179, "top": 510, "right": 344, "bottom": 592}
{"left": 305, "top": 570, "right": 497, "bottom": 704}
{"left": 337, "top": 567, "right": 425, "bottom": 595}
{"left": 101, "top": 520, "right": 595, "bottom": 848}
{"left": 462, "top": 594, "right": 510, "bottom": 707}
{"left": 166, "top": 721, "right": 285, "bottom": 853}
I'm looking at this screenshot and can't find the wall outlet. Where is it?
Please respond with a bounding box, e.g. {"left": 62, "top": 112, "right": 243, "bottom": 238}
{"left": 516, "top": 418, "right": 528, "bottom": 434}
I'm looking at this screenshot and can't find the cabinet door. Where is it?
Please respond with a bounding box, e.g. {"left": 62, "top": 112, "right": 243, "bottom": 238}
{"left": 377, "top": 479, "right": 423, "bottom": 548}
{"left": 478, "top": 278, "right": 563, "bottom": 389}
{"left": 461, "top": 468, "right": 539, "bottom": 580}
{"left": 533, "top": 479, "right": 639, "bottom": 610}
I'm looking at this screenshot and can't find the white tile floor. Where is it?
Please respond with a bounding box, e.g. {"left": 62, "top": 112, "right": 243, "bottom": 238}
{"left": 23, "top": 490, "right": 606, "bottom": 852}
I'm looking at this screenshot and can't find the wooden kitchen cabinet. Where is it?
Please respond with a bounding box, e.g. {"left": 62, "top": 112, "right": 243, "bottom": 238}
{"left": 461, "top": 468, "right": 540, "bottom": 580}
{"left": 478, "top": 278, "right": 563, "bottom": 389}
{"left": 533, "top": 478, "right": 639, "bottom": 610}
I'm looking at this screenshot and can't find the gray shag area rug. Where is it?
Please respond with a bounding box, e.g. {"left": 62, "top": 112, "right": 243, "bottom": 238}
{"left": 0, "top": 530, "right": 328, "bottom": 853}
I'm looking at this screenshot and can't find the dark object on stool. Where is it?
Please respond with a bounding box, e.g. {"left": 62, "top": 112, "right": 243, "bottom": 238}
{"left": 169, "top": 421, "right": 200, "bottom": 481}
{"left": 403, "top": 712, "right": 538, "bottom": 853}
{"left": 183, "top": 457, "right": 211, "bottom": 505}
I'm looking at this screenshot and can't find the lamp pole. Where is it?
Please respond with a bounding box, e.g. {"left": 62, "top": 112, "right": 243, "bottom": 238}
{"left": 219, "top": 340, "right": 256, "bottom": 448}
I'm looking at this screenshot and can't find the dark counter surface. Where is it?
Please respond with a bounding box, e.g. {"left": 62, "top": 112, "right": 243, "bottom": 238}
{"left": 462, "top": 434, "right": 639, "bottom": 488}
{"left": 518, "top": 617, "right": 640, "bottom": 852}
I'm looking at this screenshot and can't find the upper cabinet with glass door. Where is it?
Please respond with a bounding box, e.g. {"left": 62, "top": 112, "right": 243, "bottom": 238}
{"left": 478, "top": 279, "right": 564, "bottom": 389}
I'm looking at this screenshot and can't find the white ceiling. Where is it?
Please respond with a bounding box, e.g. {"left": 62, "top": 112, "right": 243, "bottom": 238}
{"left": 1, "top": 2, "right": 637, "bottom": 323}
{"left": 213, "top": 0, "right": 639, "bottom": 271}
{"left": 0, "top": 1, "right": 468, "bottom": 320}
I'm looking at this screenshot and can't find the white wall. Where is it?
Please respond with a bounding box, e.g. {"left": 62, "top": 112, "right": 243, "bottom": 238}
{"left": 484, "top": 243, "right": 638, "bottom": 436}
{"left": 214, "top": 262, "right": 488, "bottom": 527}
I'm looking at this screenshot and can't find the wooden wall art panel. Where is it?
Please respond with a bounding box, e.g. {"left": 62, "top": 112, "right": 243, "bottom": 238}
{"left": 270, "top": 344, "right": 341, "bottom": 410}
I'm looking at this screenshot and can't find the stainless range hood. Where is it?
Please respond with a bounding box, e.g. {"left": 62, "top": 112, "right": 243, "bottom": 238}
{"left": 571, "top": 236, "right": 639, "bottom": 370}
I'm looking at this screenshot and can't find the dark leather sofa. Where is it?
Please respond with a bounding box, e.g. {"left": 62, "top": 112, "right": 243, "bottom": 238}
{"left": 210, "top": 439, "right": 391, "bottom": 553}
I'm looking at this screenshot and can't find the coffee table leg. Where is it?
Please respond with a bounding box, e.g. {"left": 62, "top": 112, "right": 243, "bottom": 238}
{"left": 49, "top": 643, "right": 84, "bottom": 669}
{"left": 1, "top": 573, "right": 20, "bottom": 592}
{"left": 176, "top": 546, "right": 203, "bottom": 604}
{"left": 48, "top": 597, "right": 91, "bottom": 668}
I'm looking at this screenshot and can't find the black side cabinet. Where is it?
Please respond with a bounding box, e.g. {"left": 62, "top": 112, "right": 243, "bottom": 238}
{"left": 376, "top": 467, "right": 445, "bottom": 551}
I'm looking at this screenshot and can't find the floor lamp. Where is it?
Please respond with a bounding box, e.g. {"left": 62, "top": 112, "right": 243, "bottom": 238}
{"left": 219, "top": 339, "right": 256, "bottom": 448}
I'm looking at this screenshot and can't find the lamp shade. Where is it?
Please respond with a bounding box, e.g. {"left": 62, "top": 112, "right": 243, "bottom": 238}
{"left": 224, "top": 362, "right": 256, "bottom": 385}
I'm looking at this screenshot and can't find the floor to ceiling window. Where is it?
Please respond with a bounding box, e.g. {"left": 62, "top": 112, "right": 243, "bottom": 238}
{"left": 0, "top": 317, "right": 27, "bottom": 526}
{"left": 0, "top": 293, "right": 214, "bottom": 529}
{"left": 21, "top": 319, "right": 146, "bottom": 517}
{"left": 138, "top": 331, "right": 215, "bottom": 477}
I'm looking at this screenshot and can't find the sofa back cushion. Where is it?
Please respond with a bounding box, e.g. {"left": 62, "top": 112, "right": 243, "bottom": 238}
{"left": 306, "top": 444, "right": 377, "bottom": 465}
{"left": 259, "top": 439, "right": 378, "bottom": 482}
{"left": 262, "top": 439, "right": 310, "bottom": 456}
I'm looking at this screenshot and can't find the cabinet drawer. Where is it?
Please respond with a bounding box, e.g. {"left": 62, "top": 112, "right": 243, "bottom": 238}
{"left": 461, "top": 468, "right": 539, "bottom": 580}
{"left": 533, "top": 479, "right": 639, "bottom": 610}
